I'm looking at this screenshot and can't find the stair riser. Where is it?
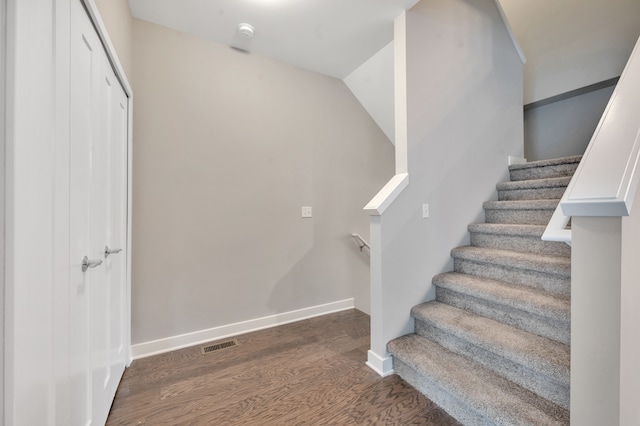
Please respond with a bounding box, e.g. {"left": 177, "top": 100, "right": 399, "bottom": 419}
{"left": 509, "top": 163, "right": 579, "bottom": 182}
{"left": 435, "top": 287, "right": 570, "bottom": 345}
{"left": 393, "top": 359, "right": 493, "bottom": 426}
{"left": 485, "top": 208, "right": 554, "bottom": 225}
{"left": 470, "top": 232, "right": 571, "bottom": 257}
{"left": 453, "top": 258, "right": 570, "bottom": 297}
{"left": 498, "top": 187, "right": 567, "bottom": 201}
{"left": 414, "top": 320, "right": 570, "bottom": 409}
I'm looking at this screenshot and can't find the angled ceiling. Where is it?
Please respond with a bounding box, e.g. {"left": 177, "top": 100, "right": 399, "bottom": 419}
{"left": 128, "top": 0, "right": 420, "bottom": 79}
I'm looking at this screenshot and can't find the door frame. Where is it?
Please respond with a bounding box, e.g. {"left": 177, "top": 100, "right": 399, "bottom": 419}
{"left": 3, "top": 0, "right": 132, "bottom": 423}
{"left": 1, "top": 0, "right": 6, "bottom": 421}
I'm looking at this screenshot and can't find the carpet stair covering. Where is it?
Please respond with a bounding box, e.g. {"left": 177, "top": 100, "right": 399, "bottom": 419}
{"left": 483, "top": 199, "right": 559, "bottom": 225}
{"left": 468, "top": 223, "right": 571, "bottom": 257}
{"left": 496, "top": 176, "right": 572, "bottom": 201}
{"left": 388, "top": 155, "right": 580, "bottom": 425}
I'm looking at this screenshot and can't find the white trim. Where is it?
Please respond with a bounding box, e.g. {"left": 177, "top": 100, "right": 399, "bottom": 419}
{"left": 131, "top": 299, "right": 355, "bottom": 359}
{"left": 366, "top": 350, "right": 394, "bottom": 377}
{"left": 542, "top": 205, "right": 572, "bottom": 245}
{"left": 394, "top": 12, "right": 408, "bottom": 174}
{"left": 0, "top": 0, "right": 6, "bottom": 420}
{"left": 81, "top": 0, "right": 132, "bottom": 97}
{"left": 508, "top": 155, "right": 526, "bottom": 166}
{"left": 125, "top": 97, "right": 133, "bottom": 365}
{"left": 364, "top": 173, "right": 409, "bottom": 216}
{"left": 492, "top": 0, "right": 526, "bottom": 64}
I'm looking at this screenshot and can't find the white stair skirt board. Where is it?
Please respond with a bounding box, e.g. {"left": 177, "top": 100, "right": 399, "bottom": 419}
{"left": 508, "top": 156, "right": 527, "bottom": 166}
{"left": 366, "top": 350, "right": 394, "bottom": 377}
{"left": 131, "top": 298, "right": 355, "bottom": 359}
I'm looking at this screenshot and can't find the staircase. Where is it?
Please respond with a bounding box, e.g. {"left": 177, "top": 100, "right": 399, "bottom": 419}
{"left": 387, "top": 155, "right": 582, "bottom": 426}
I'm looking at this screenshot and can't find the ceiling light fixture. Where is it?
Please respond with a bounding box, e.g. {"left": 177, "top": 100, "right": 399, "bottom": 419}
{"left": 237, "top": 23, "right": 255, "bottom": 39}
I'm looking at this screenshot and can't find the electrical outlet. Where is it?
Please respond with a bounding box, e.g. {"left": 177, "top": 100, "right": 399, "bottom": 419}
{"left": 422, "top": 203, "right": 430, "bottom": 218}
{"left": 301, "top": 206, "right": 312, "bottom": 218}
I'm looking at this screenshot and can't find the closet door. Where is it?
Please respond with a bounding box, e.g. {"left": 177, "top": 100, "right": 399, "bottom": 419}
{"left": 69, "top": 0, "right": 127, "bottom": 424}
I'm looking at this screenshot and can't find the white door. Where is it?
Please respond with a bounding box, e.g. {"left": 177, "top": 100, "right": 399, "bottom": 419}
{"left": 69, "top": 0, "right": 127, "bottom": 424}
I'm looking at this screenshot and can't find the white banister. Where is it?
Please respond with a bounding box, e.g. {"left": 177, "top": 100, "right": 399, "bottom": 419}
{"left": 559, "top": 36, "right": 640, "bottom": 424}
{"left": 561, "top": 36, "right": 640, "bottom": 218}
{"left": 543, "top": 36, "right": 640, "bottom": 244}
{"left": 364, "top": 173, "right": 409, "bottom": 216}
{"left": 541, "top": 207, "right": 572, "bottom": 245}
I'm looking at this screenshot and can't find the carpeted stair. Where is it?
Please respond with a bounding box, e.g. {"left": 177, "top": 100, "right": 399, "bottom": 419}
{"left": 387, "top": 155, "right": 581, "bottom": 426}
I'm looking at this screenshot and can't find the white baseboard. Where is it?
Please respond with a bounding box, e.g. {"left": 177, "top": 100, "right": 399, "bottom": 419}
{"left": 366, "top": 350, "right": 394, "bottom": 377}
{"left": 131, "top": 298, "right": 355, "bottom": 359}
{"left": 508, "top": 155, "right": 527, "bottom": 166}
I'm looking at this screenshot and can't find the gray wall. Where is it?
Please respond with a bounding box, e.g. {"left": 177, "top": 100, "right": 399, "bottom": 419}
{"left": 499, "top": 0, "right": 639, "bottom": 163}
{"left": 131, "top": 19, "right": 394, "bottom": 344}
{"left": 524, "top": 85, "right": 615, "bottom": 161}
{"left": 500, "top": 0, "right": 640, "bottom": 104}
{"left": 369, "top": 0, "right": 524, "bottom": 361}
{"left": 344, "top": 42, "right": 395, "bottom": 143}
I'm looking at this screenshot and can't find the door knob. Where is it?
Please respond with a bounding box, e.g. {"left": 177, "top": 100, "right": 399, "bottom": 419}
{"left": 82, "top": 255, "right": 103, "bottom": 272}
{"left": 105, "top": 246, "right": 123, "bottom": 258}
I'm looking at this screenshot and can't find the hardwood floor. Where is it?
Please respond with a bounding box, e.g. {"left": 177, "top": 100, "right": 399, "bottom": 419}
{"left": 107, "top": 309, "right": 461, "bottom": 425}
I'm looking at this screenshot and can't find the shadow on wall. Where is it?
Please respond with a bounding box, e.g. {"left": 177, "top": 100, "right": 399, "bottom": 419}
{"left": 268, "top": 224, "right": 374, "bottom": 316}
{"left": 524, "top": 85, "right": 616, "bottom": 161}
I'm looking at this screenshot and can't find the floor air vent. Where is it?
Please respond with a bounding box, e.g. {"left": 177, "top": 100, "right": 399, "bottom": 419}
{"left": 202, "top": 339, "right": 238, "bottom": 354}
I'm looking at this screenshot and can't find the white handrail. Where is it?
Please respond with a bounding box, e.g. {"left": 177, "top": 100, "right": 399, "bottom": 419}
{"left": 364, "top": 173, "right": 409, "bottom": 216}
{"left": 351, "top": 233, "right": 370, "bottom": 254}
{"left": 543, "top": 35, "right": 640, "bottom": 243}
{"left": 542, "top": 206, "right": 572, "bottom": 246}
{"left": 561, "top": 35, "right": 640, "bottom": 218}
{"left": 543, "top": 192, "right": 573, "bottom": 246}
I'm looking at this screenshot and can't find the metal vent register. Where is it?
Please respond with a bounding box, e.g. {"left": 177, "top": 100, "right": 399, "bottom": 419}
{"left": 201, "top": 339, "right": 238, "bottom": 354}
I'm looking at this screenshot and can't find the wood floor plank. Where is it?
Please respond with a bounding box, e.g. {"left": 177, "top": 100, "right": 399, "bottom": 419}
{"left": 107, "top": 309, "right": 461, "bottom": 425}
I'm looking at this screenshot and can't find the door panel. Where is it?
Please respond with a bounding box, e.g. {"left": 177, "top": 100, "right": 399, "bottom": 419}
{"left": 89, "top": 54, "right": 111, "bottom": 425}
{"left": 69, "top": 7, "right": 96, "bottom": 422}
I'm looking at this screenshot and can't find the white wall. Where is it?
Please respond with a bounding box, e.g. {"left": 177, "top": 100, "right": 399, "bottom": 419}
{"left": 344, "top": 42, "right": 395, "bottom": 143}
{"left": 131, "top": 19, "right": 394, "bottom": 347}
{"left": 571, "top": 217, "right": 622, "bottom": 425}
{"left": 524, "top": 85, "right": 615, "bottom": 161}
{"left": 620, "top": 191, "right": 640, "bottom": 425}
{"left": 368, "top": 0, "right": 524, "bottom": 372}
{"left": 5, "top": 1, "right": 58, "bottom": 422}
{"left": 571, "top": 208, "right": 640, "bottom": 424}
{"left": 4, "top": 0, "right": 74, "bottom": 423}
{"left": 499, "top": 0, "right": 640, "bottom": 104}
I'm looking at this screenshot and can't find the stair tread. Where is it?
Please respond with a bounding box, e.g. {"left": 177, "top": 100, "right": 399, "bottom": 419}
{"left": 388, "top": 334, "right": 570, "bottom": 425}
{"left": 411, "top": 301, "right": 570, "bottom": 383}
{"left": 483, "top": 199, "right": 559, "bottom": 210}
{"left": 468, "top": 222, "right": 546, "bottom": 237}
{"left": 496, "top": 176, "right": 572, "bottom": 191}
{"left": 451, "top": 246, "right": 571, "bottom": 277}
{"left": 509, "top": 155, "right": 582, "bottom": 171}
{"left": 433, "top": 272, "right": 569, "bottom": 321}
